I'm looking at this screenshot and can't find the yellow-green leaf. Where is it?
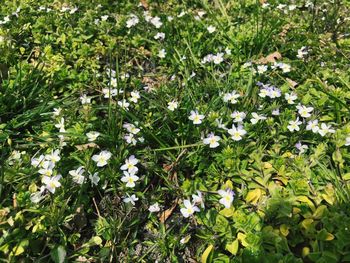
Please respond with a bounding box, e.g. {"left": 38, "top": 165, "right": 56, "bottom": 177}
{"left": 343, "top": 173, "right": 350, "bottom": 180}
{"left": 297, "top": 196, "right": 316, "bottom": 212}
{"left": 219, "top": 207, "right": 235, "bottom": 217}
{"left": 14, "top": 246, "right": 24, "bottom": 256}
{"left": 245, "top": 189, "right": 264, "bottom": 204}
{"left": 225, "top": 239, "right": 239, "bottom": 255}
{"left": 237, "top": 233, "right": 249, "bottom": 247}
{"left": 313, "top": 205, "right": 327, "bottom": 219}
{"left": 280, "top": 224, "right": 289, "bottom": 236}
{"left": 201, "top": 244, "right": 213, "bottom": 263}
{"left": 301, "top": 218, "right": 314, "bottom": 230}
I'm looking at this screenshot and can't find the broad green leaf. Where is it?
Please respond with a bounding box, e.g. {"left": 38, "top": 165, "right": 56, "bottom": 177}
{"left": 51, "top": 245, "right": 66, "bottom": 263}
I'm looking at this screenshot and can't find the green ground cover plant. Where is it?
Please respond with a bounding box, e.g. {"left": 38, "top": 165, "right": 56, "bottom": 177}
{"left": 1, "top": 0, "right": 350, "bottom": 262}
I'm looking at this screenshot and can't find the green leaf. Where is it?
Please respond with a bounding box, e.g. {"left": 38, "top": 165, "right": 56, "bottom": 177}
{"left": 51, "top": 245, "right": 66, "bottom": 263}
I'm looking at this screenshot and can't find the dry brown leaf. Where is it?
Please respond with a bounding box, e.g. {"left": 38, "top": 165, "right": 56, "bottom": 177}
{"left": 140, "top": 0, "right": 149, "bottom": 9}
{"left": 286, "top": 78, "right": 298, "bottom": 88}
{"left": 259, "top": 0, "right": 267, "bottom": 3}
{"left": 75, "top": 143, "right": 100, "bottom": 151}
{"left": 159, "top": 199, "right": 178, "bottom": 223}
{"left": 257, "top": 51, "right": 282, "bottom": 64}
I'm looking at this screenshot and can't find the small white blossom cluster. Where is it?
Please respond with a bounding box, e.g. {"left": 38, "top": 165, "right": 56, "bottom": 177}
{"left": 126, "top": 14, "right": 139, "bottom": 28}
{"left": 123, "top": 122, "right": 144, "bottom": 146}
{"left": 222, "top": 90, "right": 240, "bottom": 104}
{"left": 53, "top": 109, "right": 67, "bottom": 147}
{"left": 201, "top": 52, "right": 225, "bottom": 65}
{"left": 180, "top": 191, "right": 204, "bottom": 217}
{"left": 121, "top": 156, "right": 141, "bottom": 206}
{"left": 180, "top": 188, "right": 235, "bottom": 218}
{"left": 30, "top": 150, "right": 62, "bottom": 203}
{"left": 258, "top": 83, "right": 282, "bottom": 99}
{"left": 0, "top": 7, "right": 19, "bottom": 25}
{"left": 253, "top": 62, "right": 292, "bottom": 74}
{"left": 60, "top": 5, "right": 78, "bottom": 14}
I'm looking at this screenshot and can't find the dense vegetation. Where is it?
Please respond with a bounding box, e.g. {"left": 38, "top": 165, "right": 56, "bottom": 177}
{"left": 1, "top": 0, "right": 350, "bottom": 262}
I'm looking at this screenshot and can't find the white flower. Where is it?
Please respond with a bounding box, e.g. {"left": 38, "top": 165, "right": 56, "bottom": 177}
{"left": 295, "top": 142, "right": 308, "bottom": 154}
{"left": 188, "top": 110, "right": 205, "bottom": 125}
{"left": 259, "top": 88, "right": 269, "bottom": 98}
{"left": 285, "top": 92, "right": 297, "bottom": 104}
{"left": 101, "top": 15, "right": 109, "bottom": 21}
{"left": 207, "top": 25, "right": 216, "bottom": 33}
{"left": 80, "top": 94, "right": 91, "bottom": 105}
{"left": 129, "top": 91, "right": 141, "bottom": 103}
{"left": 272, "top": 109, "right": 280, "bottom": 116}
{"left": 121, "top": 171, "right": 139, "bottom": 188}
{"left": 55, "top": 118, "right": 65, "bottom": 130}
{"left": 177, "top": 11, "right": 186, "bottom": 17}
{"left": 269, "top": 88, "right": 281, "bottom": 98}
{"left": 218, "top": 189, "right": 234, "bottom": 208}
{"left": 154, "top": 32, "right": 165, "bottom": 40}
{"left": 102, "top": 88, "right": 118, "bottom": 98}
{"left": 120, "top": 155, "right": 139, "bottom": 174}
{"left": 53, "top": 107, "right": 62, "bottom": 116}
{"left": 257, "top": 65, "right": 268, "bottom": 74}
{"left": 30, "top": 186, "right": 46, "bottom": 203}
{"left": 123, "top": 123, "right": 140, "bottom": 134}
{"left": 38, "top": 161, "right": 55, "bottom": 176}
{"left": 86, "top": 131, "right": 100, "bottom": 142}
{"left": 228, "top": 124, "right": 247, "bottom": 141}
{"left": 158, "top": 49, "right": 166, "bottom": 58}
{"left": 277, "top": 4, "right": 287, "bottom": 10}
{"left": 212, "top": 53, "right": 224, "bottom": 64}
{"left": 42, "top": 175, "right": 62, "bottom": 194}
{"left": 230, "top": 111, "right": 246, "bottom": 123}
{"left": 92, "top": 150, "right": 112, "bottom": 167}
{"left": 296, "top": 104, "right": 313, "bottom": 118}
{"left": 287, "top": 118, "right": 302, "bottom": 132}
{"left": 149, "top": 202, "right": 161, "bottom": 212}
{"left": 279, "top": 63, "right": 291, "bottom": 73}
{"left": 306, "top": 120, "right": 319, "bottom": 133}
{"left": 69, "top": 166, "right": 85, "bottom": 185}
{"left": 345, "top": 137, "right": 350, "bottom": 146}
{"left": 250, "top": 112, "right": 267, "bottom": 124}
{"left": 45, "top": 150, "right": 61, "bottom": 163}
{"left": 203, "top": 133, "right": 221, "bottom": 148}
{"left": 123, "top": 194, "right": 139, "bottom": 205}
{"left": 197, "top": 11, "right": 206, "bottom": 18}
{"left": 223, "top": 91, "right": 240, "bottom": 104}
{"left": 318, "top": 123, "right": 335, "bottom": 137}
{"left": 150, "top": 16, "right": 162, "bottom": 28}
{"left": 180, "top": 199, "right": 200, "bottom": 218}
{"left": 31, "top": 154, "right": 45, "bottom": 168}
{"left": 124, "top": 133, "right": 137, "bottom": 145}
{"left": 126, "top": 15, "right": 139, "bottom": 28}
{"left": 297, "top": 46, "right": 308, "bottom": 59}
{"left": 216, "top": 118, "right": 227, "bottom": 129}
{"left": 117, "top": 99, "right": 130, "bottom": 110}
{"left": 167, "top": 100, "right": 178, "bottom": 111}
{"left": 192, "top": 191, "right": 204, "bottom": 208}
{"left": 89, "top": 172, "right": 100, "bottom": 186}
{"left": 289, "top": 5, "right": 297, "bottom": 11}
{"left": 225, "top": 48, "right": 231, "bottom": 55}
